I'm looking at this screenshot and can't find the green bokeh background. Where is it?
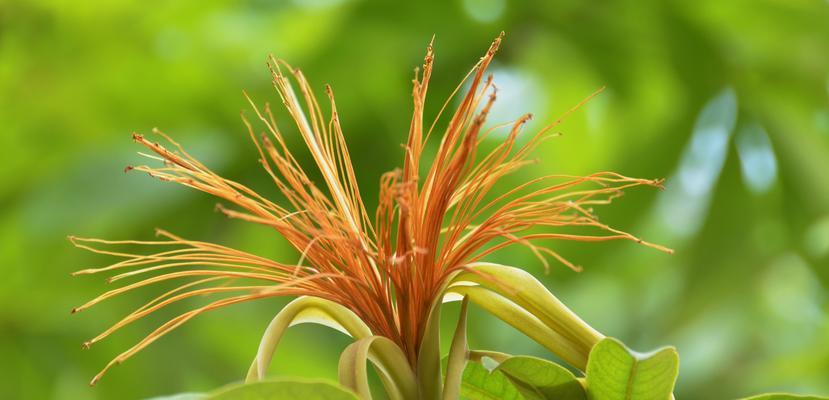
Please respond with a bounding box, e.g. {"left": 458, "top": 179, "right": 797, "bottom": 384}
{"left": 2, "top": 0, "right": 829, "bottom": 398}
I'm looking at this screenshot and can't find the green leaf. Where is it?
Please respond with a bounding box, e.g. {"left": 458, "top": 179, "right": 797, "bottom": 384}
{"left": 448, "top": 285, "right": 585, "bottom": 370}
{"left": 585, "top": 338, "right": 678, "bottom": 400}
{"left": 460, "top": 362, "right": 524, "bottom": 400}
{"left": 468, "top": 350, "right": 511, "bottom": 364}
{"left": 739, "top": 395, "right": 829, "bottom": 400}
{"left": 451, "top": 262, "right": 604, "bottom": 370}
{"left": 146, "top": 394, "right": 206, "bottom": 400}
{"left": 207, "top": 379, "right": 358, "bottom": 400}
{"left": 337, "top": 335, "right": 417, "bottom": 400}
{"left": 418, "top": 300, "right": 444, "bottom": 400}
{"left": 443, "top": 297, "right": 470, "bottom": 400}
{"left": 246, "top": 296, "right": 372, "bottom": 382}
{"left": 495, "top": 356, "right": 586, "bottom": 400}
{"left": 419, "top": 270, "right": 466, "bottom": 400}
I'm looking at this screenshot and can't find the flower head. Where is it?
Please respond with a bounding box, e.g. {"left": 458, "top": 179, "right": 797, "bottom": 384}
{"left": 71, "top": 33, "right": 670, "bottom": 385}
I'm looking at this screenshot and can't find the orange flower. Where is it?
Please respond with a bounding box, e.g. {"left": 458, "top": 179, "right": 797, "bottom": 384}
{"left": 71, "top": 33, "right": 670, "bottom": 385}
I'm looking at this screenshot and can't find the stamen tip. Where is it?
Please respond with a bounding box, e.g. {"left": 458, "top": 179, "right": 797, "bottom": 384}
{"left": 124, "top": 165, "right": 134, "bottom": 173}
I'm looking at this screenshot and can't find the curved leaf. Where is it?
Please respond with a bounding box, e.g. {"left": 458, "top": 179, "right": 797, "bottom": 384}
{"left": 443, "top": 297, "right": 470, "bottom": 400}
{"left": 208, "top": 379, "right": 358, "bottom": 400}
{"left": 452, "top": 263, "right": 604, "bottom": 370}
{"left": 246, "top": 296, "right": 372, "bottom": 382}
{"left": 419, "top": 270, "right": 465, "bottom": 400}
{"left": 460, "top": 361, "right": 523, "bottom": 400}
{"left": 468, "top": 350, "right": 511, "bottom": 364}
{"left": 585, "top": 338, "right": 679, "bottom": 400}
{"left": 338, "top": 335, "right": 418, "bottom": 400}
{"left": 447, "top": 283, "right": 585, "bottom": 369}
{"left": 495, "top": 356, "right": 586, "bottom": 400}
{"left": 740, "top": 395, "right": 829, "bottom": 400}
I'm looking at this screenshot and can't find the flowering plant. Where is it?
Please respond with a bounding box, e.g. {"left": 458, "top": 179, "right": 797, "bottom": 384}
{"left": 71, "top": 34, "right": 820, "bottom": 400}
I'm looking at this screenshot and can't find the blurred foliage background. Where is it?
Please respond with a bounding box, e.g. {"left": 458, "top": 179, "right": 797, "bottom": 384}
{"left": 2, "top": 0, "right": 829, "bottom": 398}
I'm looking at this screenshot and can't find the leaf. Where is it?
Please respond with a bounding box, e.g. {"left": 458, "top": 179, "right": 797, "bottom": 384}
{"left": 419, "top": 270, "right": 466, "bottom": 400}
{"left": 739, "top": 395, "right": 829, "bottom": 400}
{"left": 246, "top": 296, "right": 372, "bottom": 382}
{"left": 585, "top": 338, "right": 679, "bottom": 400}
{"left": 495, "top": 356, "right": 586, "bottom": 400}
{"left": 207, "top": 379, "right": 358, "bottom": 400}
{"left": 443, "top": 297, "right": 470, "bottom": 400}
{"left": 468, "top": 350, "right": 511, "bottom": 364}
{"left": 449, "top": 262, "right": 604, "bottom": 370}
{"left": 146, "top": 394, "right": 206, "bottom": 400}
{"left": 465, "top": 263, "right": 603, "bottom": 352}
{"left": 418, "top": 301, "right": 444, "bottom": 400}
{"left": 337, "top": 335, "right": 417, "bottom": 400}
{"left": 448, "top": 285, "right": 585, "bottom": 369}
{"left": 460, "top": 361, "right": 524, "bottom": 400}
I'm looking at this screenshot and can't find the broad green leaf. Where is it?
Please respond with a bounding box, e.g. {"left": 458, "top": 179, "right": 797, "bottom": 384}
{"left": 460, "top": 362, "right": 523, "bottom": 400}
{"left": 246, "top": 296, "right": 372, "bottom": 382}
{"left": 208, "top": 379, "right": 358, "bottom": 400}
{"left": 443, "top": 298, "right": 470, "bottom": 400}
{"left": 740, "top": 395, "right": 829, "bottom": 400}
{"left": 337, "top": 335, "right": 417, "bottom": 400}
{"left": 585, "top": 338, "right": 678, "bottom": 400}
{"left": 495, "top": 356, "right": 586, "bottom": 400}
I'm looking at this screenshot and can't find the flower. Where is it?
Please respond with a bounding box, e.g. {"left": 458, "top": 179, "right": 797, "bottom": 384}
{"left": 70, "top": 33, "right": 670, "bottom": 386}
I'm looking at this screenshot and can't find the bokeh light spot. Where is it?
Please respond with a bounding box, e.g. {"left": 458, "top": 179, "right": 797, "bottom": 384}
{"left": 735, "top": 122, "right": 778, "bottom": 194}
{"left": 484, "top": 66, "right": 547, "bottom": 136}
{"left": 657, "top": 88, "right": 737, "bottom": 237}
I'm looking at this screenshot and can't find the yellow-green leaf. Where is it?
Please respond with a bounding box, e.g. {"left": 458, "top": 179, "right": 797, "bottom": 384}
{"left": 246, "top": 296, "right": 372, "bottom": 382}
{"left": 585, "top": 338, "right": 678, "bottom": 400}
{"left": 496, "top": 356, "right": 586, "bottom": 400}
{"left": 740, "top": 395, "right": 829, "bottom": 400}
{"left": 447, "top": 285, "right": 585, "bottom": 370}
{"left": 443, "top": 298, "right": 470, "bottom": 400}
{"left": 337, "top": 335, "right": 417, "bottom": 400}
{"left": 208, "top": 379, "right": 358, "bottom": 400}
{"left": 460, "top": 362, "right": 523, "bottom": 400}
